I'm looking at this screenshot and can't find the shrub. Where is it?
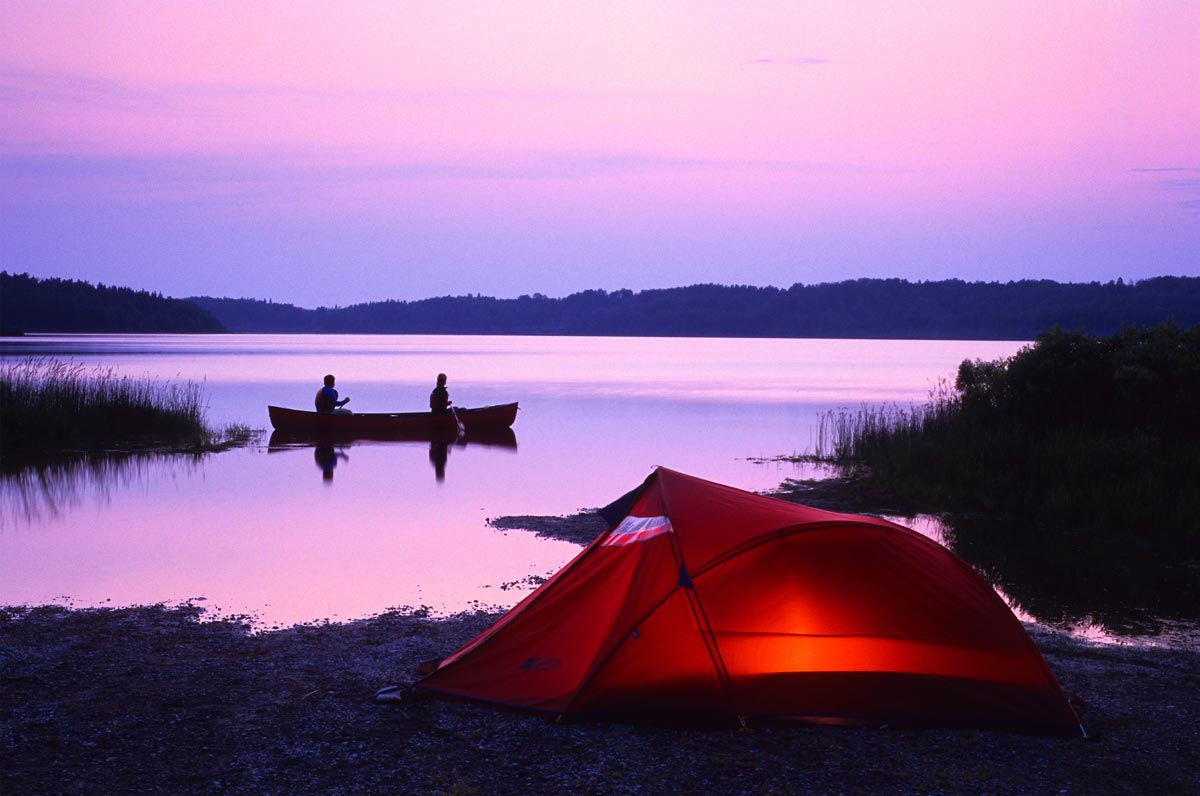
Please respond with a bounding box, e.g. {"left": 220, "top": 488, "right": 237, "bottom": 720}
{"left": 815, "top": 324, "right": 1200, "bottom": 544}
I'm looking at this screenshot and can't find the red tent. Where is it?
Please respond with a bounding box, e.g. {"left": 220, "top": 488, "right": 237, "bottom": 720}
{"left": 416, "top": 468, "right": 1081, "bottom": 734}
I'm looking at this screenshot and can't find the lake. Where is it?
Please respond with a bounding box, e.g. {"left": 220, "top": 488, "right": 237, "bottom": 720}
{"left": 1, "top": 334, "right": 1190, "bottom": 644}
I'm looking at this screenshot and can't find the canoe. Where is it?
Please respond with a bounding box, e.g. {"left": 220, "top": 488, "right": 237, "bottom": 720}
{"left": 267, "top": 402, "right": 518, "bottom": 435}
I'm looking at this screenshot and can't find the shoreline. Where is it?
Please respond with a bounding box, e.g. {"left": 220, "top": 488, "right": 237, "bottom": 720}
{"left": 3, "top": 602, "right": 1198, "bottom": 795}
{"left": 5, "top": 470, "right": 1198, "bottom": 793}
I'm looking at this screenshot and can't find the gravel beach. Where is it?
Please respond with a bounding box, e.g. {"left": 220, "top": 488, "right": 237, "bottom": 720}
{"left": 3, "top": 600, "right": 1198, "bottom": 796}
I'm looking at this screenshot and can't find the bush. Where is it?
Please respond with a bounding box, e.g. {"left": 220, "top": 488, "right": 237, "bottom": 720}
{"left": 816, "top": 324, "right": 1200, "bottom": 544}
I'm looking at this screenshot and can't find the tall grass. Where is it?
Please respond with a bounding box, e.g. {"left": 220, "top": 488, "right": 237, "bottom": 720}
{"left": 807, "top": 325, "right": 1200, "bottom": 545}
{"left": 812, "top": 379, "right": 959, "bottom": 464}
{"left": 1, "top": 358, "right": 216, "bottom": 457}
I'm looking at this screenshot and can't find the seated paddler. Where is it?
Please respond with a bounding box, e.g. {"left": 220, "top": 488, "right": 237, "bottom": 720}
{"left": 429, "top": 373, "right": 452, "bottom": 416}
{"left": 315, "top": 374, "right": 352, "bottom": 414}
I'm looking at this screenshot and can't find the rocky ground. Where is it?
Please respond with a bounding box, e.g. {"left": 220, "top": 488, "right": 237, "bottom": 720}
{"left": 3, "top": 598, "right": 1198, "bottom": 796}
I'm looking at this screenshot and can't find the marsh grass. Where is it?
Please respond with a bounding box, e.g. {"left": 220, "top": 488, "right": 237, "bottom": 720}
{"left": 813, "top": 379, "right": 959, "bottom": 464}
{"left": 0, "top": 358, "right": 248, "bottom": 459}
{"left": 806, "top": 325, "right": 1200, "bottom": 546}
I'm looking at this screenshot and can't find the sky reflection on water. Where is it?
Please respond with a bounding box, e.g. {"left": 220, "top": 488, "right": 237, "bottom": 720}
{"left": 19, "top": 333, "right": 1170, "bottom": 637}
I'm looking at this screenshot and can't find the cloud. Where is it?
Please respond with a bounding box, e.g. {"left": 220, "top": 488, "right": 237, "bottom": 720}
{"left": 749, "top": 57, "right": 830, "bottom": 66}
{"left": 0, "top": 152, "right": 304, "bottom": 208}
{"left": 0, "top": 67, "right": 618, "bottom": 117}
{"left": 0, "top": 68, "right": 182, "bottom": 113}
{"left": 433, "top": 152, "right": 861, "bottom": 181}
{"left": 0, "top": 149, "right": 868, "bottom": 203}
{"left": 1162, "top": 179, "right": 1200, "bottom": 213}
{"left": 1133, "top": 167, "right": 1200, "bottom": 213}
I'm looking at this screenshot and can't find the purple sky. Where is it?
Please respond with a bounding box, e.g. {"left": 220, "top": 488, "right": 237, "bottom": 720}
{"left": 2, "top": 2, "right": 1197, "bottom": 308}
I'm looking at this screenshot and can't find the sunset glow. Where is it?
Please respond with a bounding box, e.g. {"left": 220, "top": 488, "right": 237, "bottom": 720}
{"left": 2, "top": 1, "right": 1196, "bottom": 305}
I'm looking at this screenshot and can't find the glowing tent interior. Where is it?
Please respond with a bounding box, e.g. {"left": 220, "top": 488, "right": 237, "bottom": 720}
{"left": 416, "top": 467, "right": 1082, "bottom": 734}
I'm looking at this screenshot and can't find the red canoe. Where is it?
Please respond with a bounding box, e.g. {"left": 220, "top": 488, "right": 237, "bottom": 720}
{"left": 267, "top": 402, "right": 518, "bottom": 435}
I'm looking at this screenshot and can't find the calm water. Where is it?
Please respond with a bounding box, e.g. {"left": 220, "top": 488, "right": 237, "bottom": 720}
{"left": 3, "top": 333, "right": 1187, "bottom": 644}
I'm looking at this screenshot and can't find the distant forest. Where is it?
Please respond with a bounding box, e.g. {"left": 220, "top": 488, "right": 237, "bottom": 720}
{"left": 191, "top": 277, "right": 1200, "bottom": 339}
{"left": 3, "top": 271, "right": 1198, "bottom": 339}
{"left": 1, "top": 272, "right": 224, "bottom": 333}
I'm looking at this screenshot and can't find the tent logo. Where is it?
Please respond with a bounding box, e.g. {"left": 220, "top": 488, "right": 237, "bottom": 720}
{"left": 520, "top": 657, "right": 562, "bottom": 671}
{"left": 602, "top": 515, "right": 673, "bottom": 546}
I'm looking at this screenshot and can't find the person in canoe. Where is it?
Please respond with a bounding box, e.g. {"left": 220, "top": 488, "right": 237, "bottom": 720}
{"left": 429, "top": 373, "right": 452, "bottom": 416}
{"left": 315, "top": 374, "right": 352, "bottom": 414}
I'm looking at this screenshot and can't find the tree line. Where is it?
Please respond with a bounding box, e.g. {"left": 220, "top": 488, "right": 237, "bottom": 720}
{"left": 1, "top": 272, "right": 224, "bottom": 333}
{"left": 191, "top": 276, "right": 1200, "bottom": 339}
{"left": 4, "top": 271, "right": 1199, "bottom": 338}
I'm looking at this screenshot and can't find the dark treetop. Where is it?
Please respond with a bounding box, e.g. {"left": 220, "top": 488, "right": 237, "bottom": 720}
{"left": 191, "top": 276, "right": 1200, "bottom": 339}
{"left": 1, "top": 272, "right": 225, "bottom": 333}
{"left": 5, "top": 272, "right": 1198, "bottom": 338}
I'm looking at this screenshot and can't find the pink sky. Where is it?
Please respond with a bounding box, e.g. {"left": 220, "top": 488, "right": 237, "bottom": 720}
{"left": 2, "top": 1, "right": 1197, "bottom": 306}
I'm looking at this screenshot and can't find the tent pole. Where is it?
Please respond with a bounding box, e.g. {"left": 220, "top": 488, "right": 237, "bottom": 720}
{"left": 659, "top": 482, "right": 742, "bottom": 722}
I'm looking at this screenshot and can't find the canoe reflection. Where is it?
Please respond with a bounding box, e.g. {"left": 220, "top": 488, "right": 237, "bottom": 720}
{"left": 267, "top": 427, "right": 517, "bottom": 484}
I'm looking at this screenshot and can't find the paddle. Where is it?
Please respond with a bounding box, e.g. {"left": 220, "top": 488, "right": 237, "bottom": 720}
{"left": 449, "top": 406, "right": 465, "bottom": 436}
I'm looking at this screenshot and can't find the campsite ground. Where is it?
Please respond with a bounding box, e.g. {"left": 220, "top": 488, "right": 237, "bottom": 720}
{"left": 3, "top": 601, "right": 1198, "bottom": 796}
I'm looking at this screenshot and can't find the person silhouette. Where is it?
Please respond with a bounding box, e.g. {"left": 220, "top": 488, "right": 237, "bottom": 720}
{"left": 429, "top": 373, "right": 452, "bottom": 416}
{"left": 315, "top": 374, "right": 351, "bottom": 414}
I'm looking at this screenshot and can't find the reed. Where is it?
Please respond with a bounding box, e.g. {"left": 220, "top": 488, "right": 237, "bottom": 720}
{"left": 0, "top": 358, "right": 220, "bottom": 456}
{"left": 807, "top": 325, "right": 1200, "bottom": 544}
{"left": 812, "top": 379, "right": 959, "bottom": 463}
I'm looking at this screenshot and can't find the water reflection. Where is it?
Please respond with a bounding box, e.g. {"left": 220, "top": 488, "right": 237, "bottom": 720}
{"left": 429, "top": 440, "right": 449, "bottom": 482}
{"left": 887, "top": 511, "right": 1200, "bottom": 641}
{"left": 313, "top": 445, "right": 349, "bottom": 483}
{"left": 1, "top": 454, "right": 203, "bottom": 530}
{"left": 267, "top": 428, "right": 517, "bottom": 484}
{"left": 0, "top": 440, "right": 573, "bottom": 628}
{"left": 4, "top": 334, "right": 1194, "bottom": 644}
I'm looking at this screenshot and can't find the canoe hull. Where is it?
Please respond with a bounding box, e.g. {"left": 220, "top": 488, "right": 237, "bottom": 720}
{"left": 267, "top": 403, "right": 518, "bottom": 435}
